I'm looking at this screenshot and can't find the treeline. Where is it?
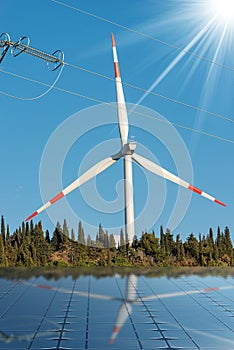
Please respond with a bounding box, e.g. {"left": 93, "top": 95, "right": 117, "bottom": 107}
{"left": 0, "top": 215, "right": 233, "bottom": 267}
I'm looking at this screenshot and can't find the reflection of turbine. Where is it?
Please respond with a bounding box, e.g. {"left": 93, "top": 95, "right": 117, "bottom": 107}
{"left": 13, "top": 276, "right": 234, "bottom": 346}
{"left": 25, "top": 34, "right": 225, "bottom": 244}
{"left": 0, "top": 330, "right": 30, "bottom": 343}
{"left": 109, "top": 274, "right": 137, "bottom": 345}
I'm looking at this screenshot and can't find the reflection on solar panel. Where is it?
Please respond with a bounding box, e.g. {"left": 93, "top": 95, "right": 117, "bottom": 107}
{"left": 0, "top": 269, "right": 233, "bottom": 349}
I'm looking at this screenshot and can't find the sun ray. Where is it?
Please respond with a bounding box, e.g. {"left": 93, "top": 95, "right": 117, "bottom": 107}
{"left": 205, "top": 21, "right": 229, "bottom": 83}
{"left": 131, "top": 15, "right": 217, "bottom": 110}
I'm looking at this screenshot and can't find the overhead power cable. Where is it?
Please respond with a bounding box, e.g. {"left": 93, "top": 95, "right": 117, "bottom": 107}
{"left": 51, "top": 0, "right": 234, "bottom": 74}
{"left": 1, "top": 33, "right": 233, "bottom": 123}
{"left": 63, "top": 62, "right": 234, "bottom": 124}
{"left": 0, "top": 68, "right": 233, "bottom": 145}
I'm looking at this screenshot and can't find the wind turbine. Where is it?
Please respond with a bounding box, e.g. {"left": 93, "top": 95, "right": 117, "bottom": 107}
{"left": 25, "top": 34, "right": 226, "bottom": 244}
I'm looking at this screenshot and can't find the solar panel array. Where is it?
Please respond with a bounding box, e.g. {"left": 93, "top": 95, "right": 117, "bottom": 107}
{"left": 0, "top": 271, "right": 233, "bottom": 349}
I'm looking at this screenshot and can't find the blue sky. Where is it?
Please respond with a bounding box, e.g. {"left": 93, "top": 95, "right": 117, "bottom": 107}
{"left": 0, "top": 0, "right": 233, "bottom": 241}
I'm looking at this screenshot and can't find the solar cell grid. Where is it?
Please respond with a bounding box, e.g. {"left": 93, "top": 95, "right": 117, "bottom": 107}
{"left": 0, "top": 270, "right": 233, "bottom": 349}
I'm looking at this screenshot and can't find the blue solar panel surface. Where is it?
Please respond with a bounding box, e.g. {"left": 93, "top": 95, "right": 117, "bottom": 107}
{"left": 0, "top": 269, "right": 233, "bottom": 349}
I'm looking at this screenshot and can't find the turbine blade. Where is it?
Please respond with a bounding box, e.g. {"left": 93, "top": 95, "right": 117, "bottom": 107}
{"left": 25, "top": 157, "right": 117, "bottom": 221}
{"left": 112, "top": 33, "right": 129, "bottom": 146}
{"left": 109, "top": 275, "right": 136, "bottom": 344}
{"left": 109, "top": 302, "right": 132, "bottom": 345}
{"left": 132, "top": 153, "right": 226, "bottom": 207}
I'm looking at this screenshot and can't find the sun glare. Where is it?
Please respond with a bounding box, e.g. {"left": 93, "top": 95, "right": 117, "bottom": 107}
{"left": 211, "top": 0, "right": 234, "bottom": 22}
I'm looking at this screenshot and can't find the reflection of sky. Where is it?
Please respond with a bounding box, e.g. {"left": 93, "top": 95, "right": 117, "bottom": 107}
{"left": 0, "top": 269, "right": 233, "bottom": 349}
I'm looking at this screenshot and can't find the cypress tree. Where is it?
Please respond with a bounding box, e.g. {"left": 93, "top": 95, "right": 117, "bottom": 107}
{"left": 71, "top": 228, "right": 75, "bottom": 241}
{"left": 63, "top": 219, "right": 70, "bottom": 238}
{"left": 109, "top": 234, "right": 116, "bottom": 249}
{"left": 87, "top": 234, "right": 92, "bottom": 247}
{"left": 120, "top": 228, "right": 125, "bottom": 247}
{"left": 1, "top": 215, "right": 6, "bottom": 246}
{"left": 78, "top": 221, "right": 85, "bottom": 245}
{"left": 98, "top": 224, "right": 105, "bottom": 247}
{"left": 0, "top": 234, "right": 4, "bottom": 266}
{"left": 224, "top": 226, "right": 233, "bottom": 264}
{"left": 45, "top": 230, "right": 50, "bottom": 244}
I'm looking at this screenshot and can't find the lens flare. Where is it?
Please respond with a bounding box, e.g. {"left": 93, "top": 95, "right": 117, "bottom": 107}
{"left": 212, "top": 0, "right": 234, "bottom": 22}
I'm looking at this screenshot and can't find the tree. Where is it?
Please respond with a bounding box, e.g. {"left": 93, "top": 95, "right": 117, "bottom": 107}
{"left": 78, "top": 221, "right": 85, "bottom": 245}
{"left": 1, "top": 215, "right": 6, "bottom": 246}
{"left": 207, "top": 227, "right": 214, "bottom": 262}
{"left": 215, "top": 226, "right": 222, "bottom": 259}
{"left": 184, "top": 233, "right": 199, "bottom": 263}
{"left": 98, "top": 224, "right": 105, "bottom": 247}
{"left": 159, "top": 225, "right": 165, "bottom": 254}
{"left": 120, "top": 228, "right": 125, "bottom": 247}
{"left": 0, "top": 234, "right": 5, "bottom": 266}
{"left": 45, "top": 230, "right": 50, "bottom": 244}
{"left": 51, "top": 222, "right": 67, "bottom": 251}
{"left": 176, "top": 234, "right": 184, "bottom": 263}
{"left": 165, "top": 228, "right": 174, "bottom": 255}
{"left": 104, "top": 230, "right": 109, "bottom": 248}
{"left": 71, "top": 228, "right": 75, "bottom": 241}
{"left": 139, "top": 232, "right": 159, "bottom": 256}
{"left": 224, "top": 226, "right": 233, "bottom": 264}
{"left": 109, "top": 234, "right": 116, "bottom": 249}
{"left": 63, "top": 219, "right": 70, "bottom": 238}
{"left": 87, "top": 234, "right": 92, "bottom": 247}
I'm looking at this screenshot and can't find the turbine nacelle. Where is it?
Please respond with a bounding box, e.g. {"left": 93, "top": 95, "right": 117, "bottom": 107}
{"left": 112, "top": 141, "right": 137, "bottom": 160}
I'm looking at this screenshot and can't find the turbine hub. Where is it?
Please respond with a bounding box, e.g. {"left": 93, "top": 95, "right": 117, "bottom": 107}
{"left": 111, "top": 142, "right": 136, "bottom": 160}
{"left": 122, "top": 141, "right": 136, "bottom": 156}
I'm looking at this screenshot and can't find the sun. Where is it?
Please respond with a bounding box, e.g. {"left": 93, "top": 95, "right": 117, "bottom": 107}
{"left": 211, "top": 0, "right": 234, "bottom": 22}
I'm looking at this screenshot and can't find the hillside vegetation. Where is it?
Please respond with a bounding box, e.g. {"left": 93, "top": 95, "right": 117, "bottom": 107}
{"left": 0, "top": 216, "right": 233, "bottom": 267}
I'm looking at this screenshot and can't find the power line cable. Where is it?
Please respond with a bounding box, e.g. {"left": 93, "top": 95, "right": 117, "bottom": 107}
{"left": 0, "top": 65, "right": 64, "bottom": 101}
{"left": 0, "top": 68, "right": 233, "bottom": 145}
{"left": 1, "top": 31, "right": 233, "bottom": 121}
{"left": 63, "top": 61, "right": 234, "bottom": 124}
{"left": 51, "top": 0, "right": 234, "bottom": 74}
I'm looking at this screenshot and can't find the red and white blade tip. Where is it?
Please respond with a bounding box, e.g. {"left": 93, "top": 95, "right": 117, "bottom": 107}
{"left": 188, "top": 185, "right": 226, "bottom": 207}
{"left": 111, "top": 33, "right": 116, "bottom": 47}
{"left": 109, "top": 326, "right": 120, "bottom": 345}
{"left": 25, "top": 211, "right": 38, "bottom": 222}
{"left": 25, "top": 191, "right": 65, "bottom": 222}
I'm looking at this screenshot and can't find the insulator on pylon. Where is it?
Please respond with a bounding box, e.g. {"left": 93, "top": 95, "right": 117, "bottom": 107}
{"left": 47, "top": 49, "right": 64, "bottom": 71}
{"left": 0, "top": 33, "right": 64, "bottom": 70}
{"left": 10, "top": 36, "right": 30, "bottom": 57}
{"left": 0, "top": 32, "right": 11, "bottom": 63}
{"left": 0, "top": 32, "right": 10, "bottom": 47}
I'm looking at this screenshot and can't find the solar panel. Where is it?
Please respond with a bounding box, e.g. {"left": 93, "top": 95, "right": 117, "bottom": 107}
{"left": 0, "top": 269, "right": 233, "bottom": 349}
